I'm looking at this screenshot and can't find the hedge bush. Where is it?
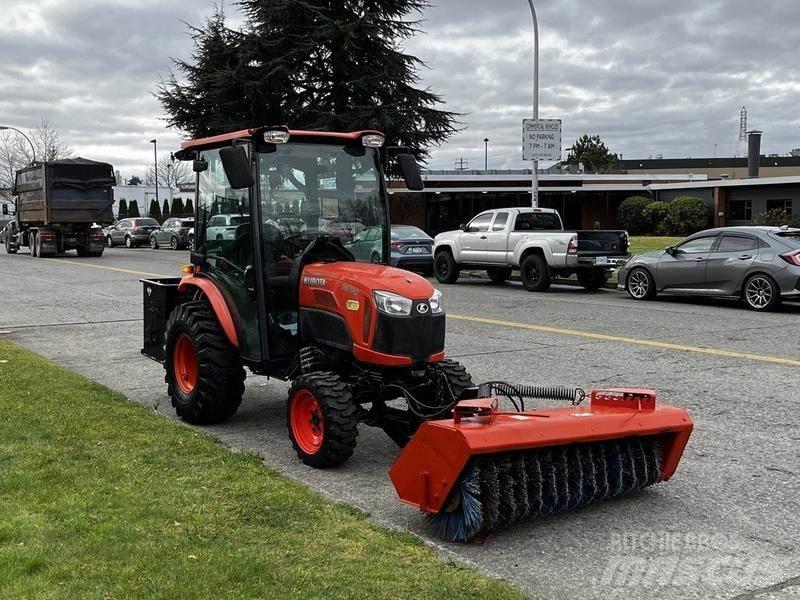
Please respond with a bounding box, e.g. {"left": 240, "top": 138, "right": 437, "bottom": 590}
{"left": 753, "top": 208, "right": 800, "bottom": 227}
{"left": 643, "top": 201, "right": 670, "bottom": 235}
{"left": 618, "top": 196, "right": 653, "bottom": 234}
{"left": 665, "top": 196, "right": 709, "bottom": 235}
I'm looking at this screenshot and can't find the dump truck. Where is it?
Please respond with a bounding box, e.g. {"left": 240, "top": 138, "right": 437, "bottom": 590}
{"left": 3, "top": 158, "right": 115, "bottom": 257}
{"left": 140, "top": 126, "right": 693, "bottom": 542}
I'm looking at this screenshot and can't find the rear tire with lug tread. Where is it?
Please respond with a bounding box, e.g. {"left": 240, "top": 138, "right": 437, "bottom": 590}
{"left": 742, "top": 273, "right": 780, "bottom": 311}
{"left": 626, "top": 267, "right": 656, "bottom": 300}
{"left": 487, "top": 267, "right": 511, "bottom": 284}
{"left": 31, "top": 232, "right": 39, "bottom": 257}
{"left": 520, "top": 253, "right": 551, "bottom": 291}
{"left": 434, "top": 250, "right": 460, "bottom": 284}
{"left": 164, "top": 300, "right": 245, "bottom": 424}
{"left": 287, "top": 372, "right": 358, "bottom": 468}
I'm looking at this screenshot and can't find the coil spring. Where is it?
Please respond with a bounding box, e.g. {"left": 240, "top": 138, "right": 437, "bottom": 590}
{"left": 488, "top": 382, "right": 586, "bottom": 406}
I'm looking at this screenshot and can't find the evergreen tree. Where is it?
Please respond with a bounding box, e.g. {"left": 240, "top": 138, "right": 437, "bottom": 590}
{"left": 184, "top": 198, "right": 194, "bottom": 216}
{"left": 171, "top": 197, "right": 185, "bottom": 217}
{"left": 157, "top": 1, "right": 458, "bottom": 160}
{"left": 128, "top": 200, "right": 141, "bottom": 217}
{"left": 565, "top": 135, "right": 620, "bottom": 174}
{"left": 162, "top": 199, "right": 171, "bottom": 221}
{"left": 128, "top": 175, "right": 142, "bottom": 186}
{"left": 149, "top": 198, "right": 162, "bottom": 222}
{"left": 117, "top": 199, "right": 128, "bottom": 219}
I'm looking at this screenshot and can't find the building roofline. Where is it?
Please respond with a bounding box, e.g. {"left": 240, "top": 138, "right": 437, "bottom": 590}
{"left": 649, "top": 175, "right": 800, "bottom": 190}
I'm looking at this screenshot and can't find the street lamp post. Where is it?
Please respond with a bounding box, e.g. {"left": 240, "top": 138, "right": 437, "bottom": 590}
{"left": 0, "top": 125, "right": 37, "bottom": 165}
{"left": 483, "top": 138, "right": 489, "bottom": 170}
{"left": 149, "top": 139, "right": 159, "bottom": 205}
{"left": 527, "top": 0, "right": 539, "bottom": 207}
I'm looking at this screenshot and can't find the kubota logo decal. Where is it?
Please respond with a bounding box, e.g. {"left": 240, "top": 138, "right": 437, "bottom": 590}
{"left": 416, "top": 303, "right": 429, "bottom": 314}
{"left": 303, "top": 276, "right": 326, "bottom": 287}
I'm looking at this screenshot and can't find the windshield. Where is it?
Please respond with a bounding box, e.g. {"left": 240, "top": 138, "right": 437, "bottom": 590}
{"left": 258, "top": 142, "right": 386, "bottom": 262}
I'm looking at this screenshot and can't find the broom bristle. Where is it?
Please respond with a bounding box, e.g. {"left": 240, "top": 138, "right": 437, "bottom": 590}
{"left": 428, "top": 436, "right": 664, "bottom": 542}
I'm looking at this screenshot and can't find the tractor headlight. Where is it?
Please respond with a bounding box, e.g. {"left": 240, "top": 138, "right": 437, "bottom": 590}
{"left": 373, "top": 290, "right": 412, "bottom": 316}
{"left": 362, "top": 134, "right": 385, "bottom": 148}
{"left": 429, "top": 289, "right": 443, "bottom": 314}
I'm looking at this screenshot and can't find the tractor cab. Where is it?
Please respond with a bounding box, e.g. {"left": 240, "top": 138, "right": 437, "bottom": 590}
{"left": 174, "top": 127, "right": 424, "bottom": 375}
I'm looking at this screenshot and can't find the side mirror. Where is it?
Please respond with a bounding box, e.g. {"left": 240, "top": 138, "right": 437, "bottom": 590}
{"left": 397, "top": 153, "right": 423, "bottom": 191}
{"left": 459, "top": 223, "right": 467, "bottom": 231}
{"left": 665, "top": 246, "right": 676, "bottom": 255}
{"left": 193, "top": 159, "right": 208, "bottom": 173}
{"left": 219, "top": 146, "right": 254, "bottom": 189}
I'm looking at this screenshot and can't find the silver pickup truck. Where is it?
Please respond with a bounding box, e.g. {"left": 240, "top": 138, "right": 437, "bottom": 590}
{"left": 433, "top": 207, "right": 628, "bottom": 291}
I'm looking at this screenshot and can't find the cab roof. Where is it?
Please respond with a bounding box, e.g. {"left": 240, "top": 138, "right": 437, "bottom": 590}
{"left": 180, "top": 127, "right": 384, "bottom": 152}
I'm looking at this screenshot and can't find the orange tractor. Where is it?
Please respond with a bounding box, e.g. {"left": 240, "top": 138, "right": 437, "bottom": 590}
{"left": 141, "top": 126, "right": 692, "bottom": 542}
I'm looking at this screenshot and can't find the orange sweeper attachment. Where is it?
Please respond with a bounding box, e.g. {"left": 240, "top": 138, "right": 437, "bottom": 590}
{"left": 390, "top": 384, "right": 693, "bottom": 542}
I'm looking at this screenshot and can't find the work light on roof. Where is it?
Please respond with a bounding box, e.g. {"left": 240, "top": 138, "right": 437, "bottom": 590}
{"left": 362, "top": 134, "right": 385, "bottom": 148}
{"left": 264, "top": 129, "right": 290, "bottom": 144}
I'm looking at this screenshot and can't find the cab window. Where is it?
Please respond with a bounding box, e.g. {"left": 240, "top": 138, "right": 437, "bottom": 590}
{"left": 467, "top": 213, "right": 493, "bottom": 233}
{"left": 491, "top": 212, "right": 510, "bottom": 231}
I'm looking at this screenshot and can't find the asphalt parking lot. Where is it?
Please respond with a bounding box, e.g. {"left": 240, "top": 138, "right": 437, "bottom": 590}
{"left": 2, "top": 247, "right": 799, "bottom": 600}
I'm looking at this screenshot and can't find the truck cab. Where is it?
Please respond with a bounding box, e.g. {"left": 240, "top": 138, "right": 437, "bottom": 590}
{"left": 433, "top": 207, "right": 629, "bottom": 291}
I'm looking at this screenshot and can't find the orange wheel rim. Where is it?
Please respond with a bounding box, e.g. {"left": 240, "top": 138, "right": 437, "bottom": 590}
{"left": 291, "top": 389, "right": 325, "bottom": 454}
{"left": 174, "top": 334, "right": 198, "bottom": 394}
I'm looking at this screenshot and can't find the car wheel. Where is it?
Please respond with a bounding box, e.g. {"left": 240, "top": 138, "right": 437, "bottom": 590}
{"left": 520, "top": 254, "right": 551, "bottom": 292}
{"left": 106, "top": 235, "right": 113, "bottom": 248}
{"left": 170, "top": 236, "right": 179, "bottom": 250}
{"left": 189, "top": 237, "right": 194, "bottom": 252}
{"left": 125, "top": 235, "right": 133, "bottom": 248}
{"left": 487, "top": 267, "right": 511, "bottom": 284}
{"left": 626, "top": 267, "right": 656, "bottom": 300}
{"left": 370, "top": 251, "right": 381, "bottom": 264}
{"left": 150, "top": 236, "right": 159, "bottom": 249}
{"left": 742, "top": 274, "right": 781, "bottom": 311}
{"left": 434, "top": 250, "right": 460, "bottom": 284}
{"left": 30, "top": 232, "right": 38, "bottom": 257}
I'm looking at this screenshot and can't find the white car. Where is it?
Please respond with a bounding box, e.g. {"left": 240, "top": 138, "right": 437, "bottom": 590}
{"left": 206, "top": 214, "right": 249, "bottom": 241}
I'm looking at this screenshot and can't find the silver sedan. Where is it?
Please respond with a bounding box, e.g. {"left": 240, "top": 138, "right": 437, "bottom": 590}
{"left": 618, "top": 226, "right": 800, "bottom": 311}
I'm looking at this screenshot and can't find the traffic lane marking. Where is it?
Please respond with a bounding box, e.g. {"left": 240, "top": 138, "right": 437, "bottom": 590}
{"left": 41, "top": 257, "right": 169, "bottom": 279}
{"left": 448, "top": 313, "right": 800, "bottom": 368}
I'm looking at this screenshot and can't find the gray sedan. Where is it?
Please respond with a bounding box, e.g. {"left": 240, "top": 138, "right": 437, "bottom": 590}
{"left": 618, "top": 226, "right": 800, "bottom": 311}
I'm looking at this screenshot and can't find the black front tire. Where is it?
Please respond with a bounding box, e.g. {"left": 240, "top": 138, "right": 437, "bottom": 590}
{"left": 287, "top": 372, "right": 359, "bottom": 468}
{"left": 487, "top": 267, "right": 511, "bottom": 284}
{"left": 5, "top": 235, "right": 17, "bottom": 254}
{"left": 170, "top": 236, "right": 179, "bottom": 250}
{"left": 577, "top": 269, "right": 609, "bottom": 291}
{"left": 30, "top": 233, "right": 39, "bottom": 257}
{"left": 434, "top": 250, "right": 460, "bottom": 284}
{"left": 165, "top": 301, "right": 245, "bottom": 424}
{"left": 436, "top": 359, "right": 474, "bottom": 403}
{"left": 107, "top": 235, "right": 114, "bottom": 248}
{"left": 520, "top": 254, "right": 551, "bottom": 291}
{"left": 150, "top": 236, "right": 159, "bottom": 249}
{"left": 125, "top": 235, "right": 133, "bottom": 248}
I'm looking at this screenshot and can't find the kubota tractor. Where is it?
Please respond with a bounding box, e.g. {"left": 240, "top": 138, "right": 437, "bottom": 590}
{"left": 141, "top": 126, "right": 693, "bottom": 542}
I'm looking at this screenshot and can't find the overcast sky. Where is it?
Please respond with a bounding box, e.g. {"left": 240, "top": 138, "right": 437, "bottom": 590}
{"left": 1, "top": 0, "right": 798, "bottom": 179}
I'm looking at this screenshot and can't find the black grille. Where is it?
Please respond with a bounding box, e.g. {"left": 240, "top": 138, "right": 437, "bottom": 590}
{"left": 372, "top": 304, "right": 445, "bottom": 363}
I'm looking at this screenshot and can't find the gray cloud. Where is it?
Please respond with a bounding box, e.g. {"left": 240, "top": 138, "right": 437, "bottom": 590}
{"left": 1, "top": 0, "right": 798, "bottom": 176}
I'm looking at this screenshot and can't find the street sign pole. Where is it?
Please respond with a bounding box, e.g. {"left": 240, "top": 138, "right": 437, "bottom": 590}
{"left": 528, "top": 0, "right": 539, "bottom": 207}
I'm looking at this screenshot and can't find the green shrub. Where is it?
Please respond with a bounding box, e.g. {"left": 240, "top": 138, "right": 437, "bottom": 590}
{"left": 643, "top": 201, "right": 670, "bottom": 235}
{"left": 117, "top": 199, "right": 128, "bottom": 220}
{"left": 665, "top": 196, "right": 709, "bottom": 235}
{"left": 127, "top": 200, "right": 141, "bottom": 218}
{"left": 618, "top": 196, "right": 653, "bottom": 234}
{"left": 149, "top": 198, "right": 162, "bottom": 222}
{"left": 753, "top": 208, "right": 800, "bottom": 227}
{"left": 185, "top": 198, "right": 194, "bottom": 215}
{"left": 162, "top": 199, "right": 171, "bottom": 221}
{"left": 171, "top": 197, "right": 185, "bottom": 216}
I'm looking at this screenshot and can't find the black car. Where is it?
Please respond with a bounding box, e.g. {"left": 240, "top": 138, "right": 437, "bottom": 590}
{"left": 150, "top": 217, "right": 194, "bottom": 250}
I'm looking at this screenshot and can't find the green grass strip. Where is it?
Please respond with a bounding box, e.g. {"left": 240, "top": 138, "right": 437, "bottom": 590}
{"left": 0, "top": 339, "right": 525, "bottom": 599}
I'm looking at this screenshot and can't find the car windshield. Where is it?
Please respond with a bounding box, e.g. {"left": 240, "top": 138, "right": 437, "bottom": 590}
{"left": 392, "top": 226, "right": 429, "bottom": 240}
{"left": 258, "top": 142, "right": 386, "bottom": 261}
{"left": 137, "top": 218, "right": 159, "bottom": 227}
{"left": 179, "top": 219, "right": 194, "bottom": 227}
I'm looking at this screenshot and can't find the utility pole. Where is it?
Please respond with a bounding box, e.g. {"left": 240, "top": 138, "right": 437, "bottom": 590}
{"left": 527, "top": 0, "right": 539, "bottom": 207}
{"left": 483, "top": 138, "right": 489, "bottom": 170}
{"left": 0, "top": 125, "right": 37, "bottom": 165}
{"left": 149, "top": 139, "right": 159, "bottom": 205}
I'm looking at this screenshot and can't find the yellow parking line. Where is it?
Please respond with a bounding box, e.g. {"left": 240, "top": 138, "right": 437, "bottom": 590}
{"left": 448, "top": 313, "right": 800, "bottom": 368}
{"left": 41, "top": 258, "right": 170, "bottom": 279}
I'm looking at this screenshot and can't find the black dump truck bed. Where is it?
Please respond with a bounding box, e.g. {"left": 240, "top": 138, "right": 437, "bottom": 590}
{"left": 14, "top": 158, "right": 116, "bottom": 226}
